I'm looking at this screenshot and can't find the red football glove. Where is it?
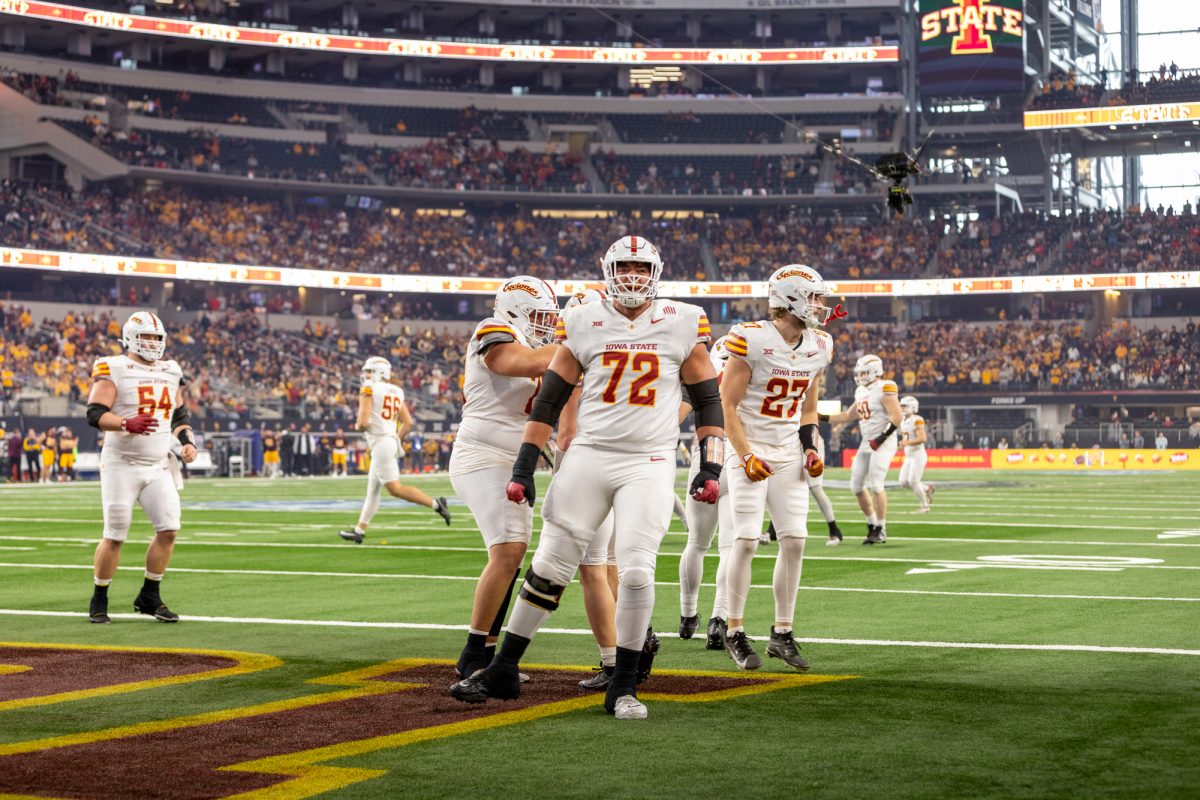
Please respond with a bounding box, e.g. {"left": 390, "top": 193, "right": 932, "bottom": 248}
{"left": 805, "top": 450, "right": 824, "bottom": 478}
{"left": 506, "top": 477, "right": 535, "bottom": 506}
{"left": 869, "top": 436, "right": 883, "bottom": 451}
{"left": 689, "top": 462, "right": 721, "bottom": 504}
{"left": 121, "top": 414, "right": 159, "bottom": 436}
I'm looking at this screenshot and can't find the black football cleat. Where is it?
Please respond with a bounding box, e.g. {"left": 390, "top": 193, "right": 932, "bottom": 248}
{"left": 449, "top": 662, "right": 521, "bottom": 704}
{"left": 579, "top": 663, "right": 614, "bottom": 691}
{"left": 678, "top": 614, "right": 700, "bottom": 640}
{"left": 636, "top": 627, "right": 660, "bottom": 684}
{"left": 766, "top": 627, "right": 811, "bottom": 671}
{"left": 705, "top": 616, "right": 727, "bottom": 650}
{"left": 133, "top": 595, "right": 179, "bottom": 622}
{"left": 863, "top": 525, "right": 885, "bottom": 545}
{"left": 89, "top": 595, "right": 110, "bottom": 624}
{"left": 434, "top": 497, "right": 452, "bottom": 526}
{"left": 826, "top": 521, "right": 843, "bottom": 547}
{"left": 455, "top": 648, "right": 488, "bottom": 680}
{"left": 725, "top": 630, "right": 762, "bottom": 670}
{"left": 338, "top": 529, "right": 365, "bottom": 544}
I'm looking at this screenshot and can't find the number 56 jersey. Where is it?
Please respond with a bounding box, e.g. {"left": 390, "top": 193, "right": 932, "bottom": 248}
{"left": 92, "top": 355, "right": 185, "bottom": 466}
{"left": 360, "top": 381, "right": 407, "bottom": 448}
{"left": 724, "top": 322, "right": 832, "bottom": 462}
{"left": 559, "top": 298, "right": 710, "bottom": 455}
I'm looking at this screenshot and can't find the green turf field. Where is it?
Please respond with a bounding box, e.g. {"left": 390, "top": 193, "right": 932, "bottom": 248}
{"left": 1, "top": 469, "right": 1198, "bottom": 799}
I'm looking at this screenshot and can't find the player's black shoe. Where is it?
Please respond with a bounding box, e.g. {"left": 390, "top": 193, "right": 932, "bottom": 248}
{"left": 133, "top": 594, "right": 179, "bottom": 622}
{"left": 434, "top": 497, "right": 452, "bottom": 526}
{"left": 579, "top": 663, "right": 614, "bottom": 691}
{"left": 766, "top": 627, "right": 811, "bottom": 671}
{"left": 678, "top": 614, "right": 701, "bottom": 639}
{"left": 827, "top": 521, "right": 843, "bottom": 546}
{"left": 455, "top": 648, "right": 488, "bottom": 680}
{"left": 863, "top": 525, "right": 885, "bottom": 545}
{"left": 449, "top": 662, "right": 521, "bottom": 703}
{"left": 725, "top": 630, "right": 762, "bottom": 670}
{"left": 705, "top": 616, "right": 727, "bottom": 650}
{"left": 88, "top": 595, "right": 110, "bottom": 624}
{"left": 338, "top": 529, "right": 365, "bottom": 544}
{"left": 636, "top": 627, "right": 660, "bottom": 684}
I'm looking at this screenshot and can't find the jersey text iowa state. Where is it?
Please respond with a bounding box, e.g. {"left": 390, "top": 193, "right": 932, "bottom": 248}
{"left": 604, "top": 343, "right": 659, "bottom": 351}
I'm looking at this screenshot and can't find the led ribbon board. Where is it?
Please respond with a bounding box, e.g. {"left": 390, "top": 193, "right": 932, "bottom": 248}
{"left": 1024, "top": 102, "right": 1200, "bottom": 130}
{"left": 918, "top": 0, "right": 1025, "bottom": 96}
{"left": 0, "top": 1, "right": 898, "bottom": 66}
{"left": 3, "top": 248, "right": 1197, "bottom": 298}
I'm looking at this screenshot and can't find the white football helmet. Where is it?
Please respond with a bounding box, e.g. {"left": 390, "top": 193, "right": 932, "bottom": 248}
{"left": 121, "top": 311, "right": 167, "bottom": 362}
{"left": 601, "top": 235, "right": 663, "bottom": 308}
{"left": 900, "top": 396, "right": 919, "bottom": 416}
{"left": 494, "top": 276, "right": 559, "bottom": 346}
{"left": 361, "top": 356, "right": 392, "bottom": 384}
{"left": 711, "top": 335, "right": 730, "bottom": 362}
{"left": 564, "top": 288, "right": 606, "bottom": 310}
{"left": 768, "top": 264, "right": 833, "bottom": 327}
{"left": 854, "top": 354, "right": 884, "bottom": 387}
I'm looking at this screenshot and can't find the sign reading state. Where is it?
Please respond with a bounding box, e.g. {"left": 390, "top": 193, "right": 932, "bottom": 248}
{"left": 918, "top": 0, "right": 1024, "bottom": 97}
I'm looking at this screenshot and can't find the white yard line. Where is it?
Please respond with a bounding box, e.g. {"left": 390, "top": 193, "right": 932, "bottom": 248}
{"left": 0, "top": 608, "right": 1195, "bottom": 657}
{"left": 0, "top": 562, "right": 1197, "bottom": 603}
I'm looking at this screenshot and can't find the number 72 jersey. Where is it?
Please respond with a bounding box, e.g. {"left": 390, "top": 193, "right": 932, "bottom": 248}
{"left": 92, "top": 355, "right": 185, "bottom": 465}
{"left": 724, "top": 321, "right": 833, "bottom": 461}
{"left": 559, "top": 298, "right": 710, "bottom": 455}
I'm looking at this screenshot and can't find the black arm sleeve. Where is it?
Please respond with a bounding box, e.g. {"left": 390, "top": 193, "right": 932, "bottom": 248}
{"left": 799, "top": 423, "right": 819, "bottom": 452}
{"left": 684, "top": 378, "right": 723, "bottom": 429}
{"left": 171, "top": 406, "right": 190, "bottom": 431}
{"left": 528, "top": 369, "right": 574, "bottom": 427}
{"left": 86, "top": 403, "right": 111, "bottom": 429}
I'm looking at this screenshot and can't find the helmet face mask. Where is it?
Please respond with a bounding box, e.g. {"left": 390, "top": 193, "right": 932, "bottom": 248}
{"left": 854, "top": 354, "right": 884, "bottom": 387}
{"left": 494, "top": 276, "right": 560, "bottom": 346}
{"left": 122, "top": 312, "right": 167, "bottom": 362}
{"left": 601, "top": 236, "right": 663, "bottom": 308}
{"left": 768, "top": 265, "right": 832, "bottom": 327}
{"left": 361, "top": 356, "right": 392, "bottom": 385}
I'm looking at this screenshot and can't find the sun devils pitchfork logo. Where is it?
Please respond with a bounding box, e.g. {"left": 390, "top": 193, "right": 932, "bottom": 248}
{"left": 920, "top": 0, "right": 1024, "bottom": 56}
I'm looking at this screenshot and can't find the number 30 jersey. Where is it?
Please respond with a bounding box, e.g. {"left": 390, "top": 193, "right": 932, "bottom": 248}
{"left": 360, "top": 380, "right": 407, "bottom": 448}
{"left": 559, "top": 298, "right": 710, "bottom": 455}
{"left": 92, "top": 355, "right": 185, "bottom": 466}
{"left": 451, "top": 317, "right": 543, "bottom": 475}
{"left": 724, "top": 322, "right": 833, "bottom": 461}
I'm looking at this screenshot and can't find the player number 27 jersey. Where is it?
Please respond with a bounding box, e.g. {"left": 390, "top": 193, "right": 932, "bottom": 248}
{"left": 92, "top": 355, "right": 184, "bottom": 466}
{"left": 725, "top": 322, "right": 832, "bottom": 460}
{"left": 558, "top": 298, "right": 710, "bottom": 455}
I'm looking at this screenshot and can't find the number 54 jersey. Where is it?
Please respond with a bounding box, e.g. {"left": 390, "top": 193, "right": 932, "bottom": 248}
{"left": 724, "top": 322, "right": 833, "bottom": 462}
{"left": 92, "top": 355, "right": 185, "bottom": 466}
{"left": 558, "top": 298, "right": 710, "bottom": 454}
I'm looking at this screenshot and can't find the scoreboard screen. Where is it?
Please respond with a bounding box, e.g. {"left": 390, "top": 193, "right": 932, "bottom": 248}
{"left": 918, "top": 0, "right": 1025, "bottom": 97}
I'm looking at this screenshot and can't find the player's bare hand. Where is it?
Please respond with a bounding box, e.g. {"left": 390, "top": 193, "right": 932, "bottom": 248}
{"left": 741, "top": 453, "right": 773, "bottom": 482}
{"left": 121, "top": 414, "right": 159, "bottom": 436}
{"left": 181, "top": 444, "right": 198, "bottom": 463}
{"left": 804, "top": 450, "right": 824, "bottom": 478}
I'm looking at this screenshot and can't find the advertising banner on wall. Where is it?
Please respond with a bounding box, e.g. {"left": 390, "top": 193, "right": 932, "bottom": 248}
{"left": 918, "top": 0, "right": 1025, "bottom": 96}
{"left": 839, "top": 448, "right": 991, "bottom": 468}
{"left": 990, "top": 449, "right": 1200, "bottom": 471}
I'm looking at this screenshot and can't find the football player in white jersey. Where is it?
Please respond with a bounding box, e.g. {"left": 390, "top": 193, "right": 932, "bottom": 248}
{"left": 451, "top": 234, "right": 725, "bottom": 721}
{"left": 449, "top": 276, "right": 559, "bottom": 680}
{"left": 86, "top": 311, "right": 196, "bottom": 624}
{"left": 826, "top": 354, "right": 902, "bottom": 544}
{"left": 678, "top": 335, "right": 734, "bottom": 649}
{"left": 338, "top": 356, "right": 450, "bottom": 543}
{"left": 897, "top": 395, "right": 934, "bottom": 512}
{"left": 719, "top": 265, "right": 834, "bottom": 671}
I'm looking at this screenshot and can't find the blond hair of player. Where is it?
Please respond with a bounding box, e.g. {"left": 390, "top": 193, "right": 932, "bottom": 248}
{"left": 897, "top": 395, "right": 935, "bottom": 512}
{"left": 450, "top": 276, "right": 560, "bottom": 680}
{"left": 338, "top": 356, "right": 450, "bottom": 544}
{"left": 451, "top": 235, "right": 725, "bottom": 721}
{"left": 719, "top": 265, "right": 837, "bottom": 672}
{"left": 826, "top": 354, "right": 902, "bottom": 544}
{"left": 85, "top": 311, "right": 196, "bottom": 624}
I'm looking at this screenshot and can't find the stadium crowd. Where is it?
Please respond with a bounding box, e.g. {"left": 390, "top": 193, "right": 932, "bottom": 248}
{"left": 1028, "top": 66, "right": 1200, "bottom": 111}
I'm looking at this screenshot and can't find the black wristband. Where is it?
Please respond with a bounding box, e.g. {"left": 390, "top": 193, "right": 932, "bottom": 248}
{"left": 817, "top": 413, "right": 830, "bottom": 424}
{"left": 512, "top": 441, "right": 541, "bottom": 478}
{"left": 177, "top": 428, "right": 195, "bottom": 447}
{"left": 799, "top": 423, "right": 818, "bottom": 452}
{"left": 879, "top": 422, "right": 898, "bottom": 440}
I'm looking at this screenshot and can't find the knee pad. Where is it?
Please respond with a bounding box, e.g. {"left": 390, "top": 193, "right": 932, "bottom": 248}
{"left": 518, "top": 566, "right": 567, "bottom": 612}
{"left": 619, "top": 565, "right": 653, "bottom": 591}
